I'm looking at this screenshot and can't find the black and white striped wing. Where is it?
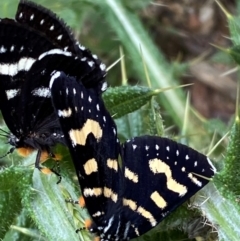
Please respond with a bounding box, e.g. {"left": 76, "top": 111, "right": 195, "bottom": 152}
{"left": 0, "top": 0, "right": 106, "bottom": 147}
{"left": 0, "top": 19, "right": 56, "bottom": 136}
{"left": 50, "top": 71, "right": 122, "bottom": 225}
{"left": 120, "top": 136, "right": 216, "bottom": 239}
{"left": 16, "top": 0, "right": 79, "bottom": 53}
{"left": 16, "top": 0, "right": 107, "bottom": 88}
{"left": 20, "top": 50, "right": 104, "bottom": 136}
{"left": 49, "top": 71, "right": 216, "bottom": 241}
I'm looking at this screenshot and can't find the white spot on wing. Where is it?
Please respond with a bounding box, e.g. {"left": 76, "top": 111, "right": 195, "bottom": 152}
{"left": 6, "top": 89, "right": 20, "bottom": 100}
{"left": 100, "top": 63, "right": 106, "bottom": 70}
{"left": 188, "top": 173, "right": 202, "bottom": 187}
{"left": 88, "top": 61, "right": 94, "bottom": 67}
{"left": 32, "top": 87, "right": 51, "bottom": 98}
{"left": 57, "top": 34, "right": 63, "bottom": 40}
{"left": 50, "top": 25, "right": 54, "bottom": 30}
{"left": 40, "top": 19, "right": 45, "bottom": 25}
{"left": 96, "top": 104, "right": 100, "bottom": 111}
{"left": 58, "top": 108, "right": 72, "bottom": 118}
{"left": 101, "top": 82, "right": 108, "bottom": 92}
{"left": 0, "top": 57, "right": 36, "bottom": 76}
{"left": 132, "top": 144, "right": 137, "bottom": 150}
{"left": 0, "top": 46, "right": 7, "bottom": 53}
{"left": 123, "top": 222, "right": 131, "bottom": 240}
{"left": 39, "top": 49, "right": 72, "bottom": 60}
{"left": 92, "top": 211, "right": 102, "bottom": 217}
{"left": 78, "top": 44, "right": 86, "bottom": 50}
{"left": 49, "top": 71, "right": 61, "bottom": 89}
{"left": 104, "top": 216, "right": 115, "bottom": 233}
{"left": 30, "top": 14, "right": 34, "bottom": 20}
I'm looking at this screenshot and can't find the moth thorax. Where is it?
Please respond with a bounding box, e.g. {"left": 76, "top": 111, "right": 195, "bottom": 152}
{"left": 8, "top": 133, "right": 20, "bottom": 147}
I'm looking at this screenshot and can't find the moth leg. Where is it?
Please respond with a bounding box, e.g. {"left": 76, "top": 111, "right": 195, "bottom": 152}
{"left": 35, "top": 149, "right": 43, "bottom": 171}
{"left": 35, "top": 150, "right": 62, "bottom": 184}
{"left": 66, "top": 196, "right": 85, "bottom": 207}
{"left": 48, "top": 151, "right": 62, "bottom": 184}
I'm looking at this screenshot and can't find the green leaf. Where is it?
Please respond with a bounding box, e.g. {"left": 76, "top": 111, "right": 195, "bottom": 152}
{"left": 0, "top": 166, "right": 32, "bottom": 239}
{"left": 115, "top": 99, "right": 164, "bottom": 141}
{"left": 216, "top": 116, "right": 240, "bottom": 200}
{"left": 4, "top": 208, "right": 44, "bottom": 241}
{"left": 87, "top": 0, "right": 188, "bottom": 128}
{"left": 103, "top": 85, "right": 164, "bottom": 119}
{"left": 228, "top": 45, "right": 240, "bottom": 64}
{"left": 228, "top": 15, "right": 240, "bottom": 46}
{"left": 193, "top": 117, "right": 240, "bottom": 240}
{"left": 21, "top": 167, "right": 92, "bottom": 241}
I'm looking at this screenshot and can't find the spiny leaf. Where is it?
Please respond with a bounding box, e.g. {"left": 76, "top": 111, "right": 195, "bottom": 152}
{"left": 216, "top": 116, "right": 240, "bottom": 198}
{"left": 103, "top": 85, "right": 181, "bottom": 119}
{"left": 21, "top": 166, "right": 92, "bottom": 241}
{"left": 0, "top": 166, "right": 32, "bottom": 239}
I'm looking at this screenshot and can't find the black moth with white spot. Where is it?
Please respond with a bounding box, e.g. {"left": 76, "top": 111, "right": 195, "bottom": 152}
{"left": 0, "top": 0, "right": 106, "bottom": 170}
{"left": 50, "top": 71, "right": 216, "bottom": 241}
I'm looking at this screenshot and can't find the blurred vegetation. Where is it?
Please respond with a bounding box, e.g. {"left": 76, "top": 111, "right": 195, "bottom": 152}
{"left": 0, "top": 0, "right": 240, "bottom": 241}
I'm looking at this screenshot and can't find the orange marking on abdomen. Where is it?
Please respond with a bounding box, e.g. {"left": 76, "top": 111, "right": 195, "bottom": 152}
{"left": 52, "top": 153, "right": 62, "bottom": 161}
{"left": 41, "top": 168, "right": 52, "bottom": 175}
{"left": 40, "top": 151, "right": 49, "bottom": 162}
{"left": 79, "top": 196, "right": 85, "bottom": 207}
{"left": 17, "top": 147, "right": 34, "bottom": 157}
{"left": 94, "top": 236, "right": 100, "bottom": 241}
{"left": 41, "top": 152, "right": 62, "bottom": 163}
{"left": 85, "top": 219, "right": 93, "bottom": 230}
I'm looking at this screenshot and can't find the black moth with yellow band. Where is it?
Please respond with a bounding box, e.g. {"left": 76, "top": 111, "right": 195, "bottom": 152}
{"left": 0, "top": 0, "right": 106, "bottom": 172}
{"left": 50, "top": 71, "right": 216, "bottom": 241}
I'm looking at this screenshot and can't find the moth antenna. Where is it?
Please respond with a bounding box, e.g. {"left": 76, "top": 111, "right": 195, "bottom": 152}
{"left": 0, "top": 128, "right": 10, "bottom": 137}
{"left": 0, "top": 147, "right": 15, "bottom": 159}
{"left": 0, "top": 128, "right": 10, "bottom": 135}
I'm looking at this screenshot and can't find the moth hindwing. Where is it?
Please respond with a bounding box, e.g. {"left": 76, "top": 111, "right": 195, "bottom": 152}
{"left": 50, "top": 71, "right": 216, "bottom": 241}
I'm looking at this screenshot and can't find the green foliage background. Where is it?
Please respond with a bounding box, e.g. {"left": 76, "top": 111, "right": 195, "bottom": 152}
{"left": 0, "top": 0, "right": 239, "bottom": 241}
